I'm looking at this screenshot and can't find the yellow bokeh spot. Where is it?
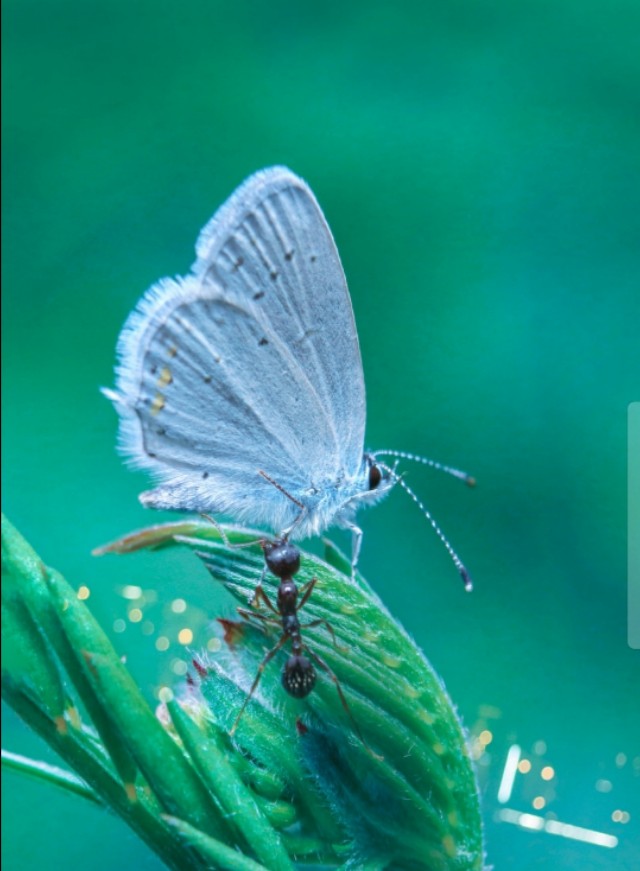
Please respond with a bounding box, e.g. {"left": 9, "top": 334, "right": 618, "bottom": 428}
{"left": 541, "top": 765, "right": 554, "bottom": 781}
{"left": 207, "top": 637, "right": 222, "bottom": 652}
{"left": 172, "top": 659, "right": 188, "bottom": 675}
{"left": 479, "top": 729, "right": 493, "bottom": 745}
{"left": 122, "top": 585, "right": 143, "bottom": 600}
{"left": 77, "top": 586, "right": 90, "bottom": 600}
{"left": 532, "top": 796, "right": 546, "bottom": 810}
{"left": 171, "top": 598, "right": 187, "bottom": 614}
{"left": 178, "top": 628, "right": 194, "bottom": 645}
{"left": 128, "top": 608, "right": 143, "bottom": 623}
{"left": 518, "top": 759, "right": 532, "bottom": 774}
{"left": 158, "top": 686, "right": 173, "bottom": 702}
{"left": 113, "top": 619, "right": 126, "bottom": 634}
{"left": 155, "top": 636, "right": 170, "bottom": 652}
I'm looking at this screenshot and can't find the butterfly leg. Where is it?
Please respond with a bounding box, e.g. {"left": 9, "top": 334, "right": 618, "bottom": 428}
{"left": 345, "top": 522, "right": 363, "bottom": 580}
{"left": 230, "top": 633, "right": 288, "bottom": 735}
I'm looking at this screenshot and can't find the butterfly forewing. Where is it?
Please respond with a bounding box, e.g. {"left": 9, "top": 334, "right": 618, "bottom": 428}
{"left": 193, "top": 168, "right": 366, "bottom": 473}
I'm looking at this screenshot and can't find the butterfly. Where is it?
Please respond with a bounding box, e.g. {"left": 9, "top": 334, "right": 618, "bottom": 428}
{"left": 103, "top": 167, "right": 473, "bottom": 585}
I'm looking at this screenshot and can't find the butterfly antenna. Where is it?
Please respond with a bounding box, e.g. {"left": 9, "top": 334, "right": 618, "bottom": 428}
{"left": 378, "top": 462, "right": 473, "bottom": 592}
{"left": 373, "top": 450, "right": 476, "bottom": 487}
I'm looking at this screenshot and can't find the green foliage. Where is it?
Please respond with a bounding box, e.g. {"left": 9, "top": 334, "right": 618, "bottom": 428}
{"left": 1, "top": 515, "right": 484, "bottom": 870}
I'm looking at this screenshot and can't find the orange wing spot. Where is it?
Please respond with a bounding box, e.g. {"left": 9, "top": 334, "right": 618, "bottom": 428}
{"left": 158, "top": 366, "right": 173, "bottom": 387}
{"left": 151, "top": 393, "right": 166, "bottom": 415}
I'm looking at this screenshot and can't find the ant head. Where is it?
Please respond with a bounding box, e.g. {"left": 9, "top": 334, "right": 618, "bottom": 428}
{"left": 262, "top": 539, "right": 301, "bottom": 579}
{"left": 282, "top": 654, "right": 316, "bottom": 698}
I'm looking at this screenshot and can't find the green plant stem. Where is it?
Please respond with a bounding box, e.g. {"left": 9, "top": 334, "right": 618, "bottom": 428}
{"left": 1, "top": 749, "right": 101, "bottom": 805}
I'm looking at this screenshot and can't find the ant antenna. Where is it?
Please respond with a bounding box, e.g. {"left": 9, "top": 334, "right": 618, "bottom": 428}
{"left": 378, "top": 462, "right": 473, "bottom": 592}
{"left": 373, "top": 450, "right": 476, "bottom": 487}
{"left": 199, "top": 514, "right": 263, "bottom": 550}
{"left": 258, "top": 470, "right": 305, "bottom": 509}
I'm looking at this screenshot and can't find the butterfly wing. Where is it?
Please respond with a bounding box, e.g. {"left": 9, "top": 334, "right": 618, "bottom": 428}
{"left": 107, "top": 167, "right": 366, "bottom": 528}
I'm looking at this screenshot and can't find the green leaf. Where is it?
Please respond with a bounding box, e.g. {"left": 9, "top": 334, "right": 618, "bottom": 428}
{"left": 105, "top": 520, "right": 485, "bottom": 870}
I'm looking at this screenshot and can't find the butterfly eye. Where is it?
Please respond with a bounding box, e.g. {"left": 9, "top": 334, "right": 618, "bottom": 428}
{"left": 368, "top": 463, "right": 382, "bottom": 490}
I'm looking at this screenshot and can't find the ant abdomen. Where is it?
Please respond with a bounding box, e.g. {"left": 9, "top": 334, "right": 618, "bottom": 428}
{"left": 283, "top": 654, "right": 316, "bottom": 698}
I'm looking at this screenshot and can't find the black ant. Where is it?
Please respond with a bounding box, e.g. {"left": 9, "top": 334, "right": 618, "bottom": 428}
{"left": 225, "top": 538, "right": 382, "bottom": 759}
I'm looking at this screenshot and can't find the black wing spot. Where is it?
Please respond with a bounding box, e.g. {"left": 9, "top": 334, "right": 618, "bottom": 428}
{"left": 258, "top": 337, "right": 269, "bottom": 346}
{"left": 202, "top": 471, "right": 209, "bottom": 479}
{"left": 285, "top": 250, "right": 294, "bottom": 261}
{"left": 203, "top": 374, "right": 212, "bottom": 383}
{"left": 253, "top": 291, "right": 265, "bottom": 300}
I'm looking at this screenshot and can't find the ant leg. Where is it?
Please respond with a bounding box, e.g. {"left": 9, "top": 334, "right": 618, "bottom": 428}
{"left": 296, "top": 577, "right": 317, "bottom": 611}
{"left": 302, "top": 618, "right": 348, "bottom": 653}
{"left": 306, "top": 647, "right": 383, "bottom": 761}
{"left": 251, "top": 581, "right": 279, "bottom": 614}
{"left": 236, "top": 607, "right": 280, "bottom": 628}
{"left": 230, "top": 634, "right": 288, "bottom": 736}
{"left": 296, "top": 579, "right": 347, "bottom": 652}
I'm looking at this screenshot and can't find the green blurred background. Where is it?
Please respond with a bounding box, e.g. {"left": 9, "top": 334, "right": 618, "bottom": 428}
{"left": 2, "top": 0, "right": 639, "bottom": 868}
